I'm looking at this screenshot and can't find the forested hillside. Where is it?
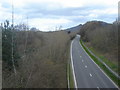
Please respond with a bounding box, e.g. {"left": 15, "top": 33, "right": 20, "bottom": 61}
{"left": 79, "top": 21, "right": 119, "bottom": 74}
{"left": 2, "top": 20, "right": 76, "bottom": 88}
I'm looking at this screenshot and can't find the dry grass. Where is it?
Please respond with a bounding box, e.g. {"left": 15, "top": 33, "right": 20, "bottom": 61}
{"left": 3, "top": 30, "right": 77, "bottom": 88}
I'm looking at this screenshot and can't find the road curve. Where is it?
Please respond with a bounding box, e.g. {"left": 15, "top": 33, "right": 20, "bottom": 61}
{"left": 71, "top": 35, "right": 118, "bottom": 89}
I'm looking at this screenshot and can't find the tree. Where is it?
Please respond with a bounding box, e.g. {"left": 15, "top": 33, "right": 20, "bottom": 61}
{"left": 2, "top": 20, "right": 19, "bottom": 71}
{"left": 30, "top": 27, "right": 38, "bottom": 31}
{"left": 14, "top": 23, "right": 27, "bottom": 31}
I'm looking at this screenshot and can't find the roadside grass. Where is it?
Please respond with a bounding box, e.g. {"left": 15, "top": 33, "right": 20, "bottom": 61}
{"left": 68, "top": 61, "right": 75, "bottom": 88}
{"left": 67, "top": 39, "right": 77, "bottom": 89}
{"left": 80, "top": 40, "right": 120, "bottom": 87}
{"left": 87, "top": 46, "right": 118, "bottom": 74}
{"left": 67, "top": 46, "right": 74, "bottom": 89}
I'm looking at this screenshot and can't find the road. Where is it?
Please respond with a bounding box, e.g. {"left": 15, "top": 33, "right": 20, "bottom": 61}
{"left": 71, "top": 35, "right": 118, "bottom": 89}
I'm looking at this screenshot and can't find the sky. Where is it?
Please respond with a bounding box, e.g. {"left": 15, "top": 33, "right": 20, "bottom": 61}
{"left": 0, "top": 0, "right": 119, "bottom": 31}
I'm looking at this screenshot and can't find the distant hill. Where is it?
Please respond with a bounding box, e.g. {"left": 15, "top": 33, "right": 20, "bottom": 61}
{"left": 78, "top": 21, "right": 110, "bottom": 41}
{"left": 65, "top": 24, "right": 82, "bottom": 32}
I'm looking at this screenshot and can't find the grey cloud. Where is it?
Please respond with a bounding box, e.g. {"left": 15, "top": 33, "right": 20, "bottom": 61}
{"left": 21, "top": 2, "right": 109, "bottom": 18}
{"left": 1, "top": 1, "right": 116, "bottom": 25}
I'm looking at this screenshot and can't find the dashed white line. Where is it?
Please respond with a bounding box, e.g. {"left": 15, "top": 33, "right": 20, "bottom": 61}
{"left": 97, "top": 87, "right": 100, "bottom": 90}
{"left": 89, "top": 73, "right": 92, "bottom": 77}
{"left": 85, "top": 65, "right": 87, "bottom": 68}
{"left": 79, "top": 40, "right": 118, "bottom": 88}
{"left": 82, "top": 59, "right": 84, "bottom": 62}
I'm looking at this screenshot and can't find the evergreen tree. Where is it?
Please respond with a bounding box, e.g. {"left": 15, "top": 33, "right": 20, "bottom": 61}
{"left": 2, "top": 20, "right": 19, "bottom": 70}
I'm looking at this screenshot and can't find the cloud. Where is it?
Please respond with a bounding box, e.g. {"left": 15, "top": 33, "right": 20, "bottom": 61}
{"left": 28, "top": 18, "right": 73, "bottom": 31}
{"left": 0, "top": 0, "right": 118, "bottom": 31}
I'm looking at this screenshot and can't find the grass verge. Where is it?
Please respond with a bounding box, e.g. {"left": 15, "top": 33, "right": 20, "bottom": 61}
{"left": 68, "top": 60, "right": 74, "bottom": 88}
{"left": 87, "top": 45, "right": 118, "bottom": 74}
{"left": 80, "top": 40, "right": 120, "bottom": 87}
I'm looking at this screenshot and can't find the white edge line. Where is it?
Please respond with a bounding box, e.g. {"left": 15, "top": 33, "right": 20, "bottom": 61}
{"left": 79, "top": 41, "right": 119, "bottom": 89}
{"left": 71, "top": 40, "right": 78, "bottom": 89}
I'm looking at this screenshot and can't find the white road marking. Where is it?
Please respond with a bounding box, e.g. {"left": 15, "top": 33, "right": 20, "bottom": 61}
{"left": 79, "top": 41, "right": 119, "bottom": 88}
{"left": 90, "top": 73, "right": 92, "bottom": 77}
{"left": 85, "top": 65, "right": 87, "bottom": 68}
{"left": 70, "top": 40, "right": 78, "bottom": 89}
{"left": 80, "top": 56, "right": 82, "bottom": 58}
{"left": 82, "top": 59, "right": 84, "bottom": 62}
{"left": 97, "top": 87, "right": 100, "bottom": 90}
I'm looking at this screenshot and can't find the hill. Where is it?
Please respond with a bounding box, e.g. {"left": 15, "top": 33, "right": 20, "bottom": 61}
{"left": 79, "top": 21, "right": 110, "bottom": 42}
{"left": 2, "top": 20, "right": 77, "bottom": 88}
{"left": 65, "top": 24, "right": 82, "bottom": 32}
{"left": 79, "top": 20, "right": 118, "bottom": 74}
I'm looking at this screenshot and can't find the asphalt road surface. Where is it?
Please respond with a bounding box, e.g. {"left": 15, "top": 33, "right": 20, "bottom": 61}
{"left": 71, "top": 35, "right": 118, "bottom": 89}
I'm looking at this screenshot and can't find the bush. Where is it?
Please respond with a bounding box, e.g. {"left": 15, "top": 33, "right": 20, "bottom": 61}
{"left": 2, "top": 20, "right": 19, "bottom": 70}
